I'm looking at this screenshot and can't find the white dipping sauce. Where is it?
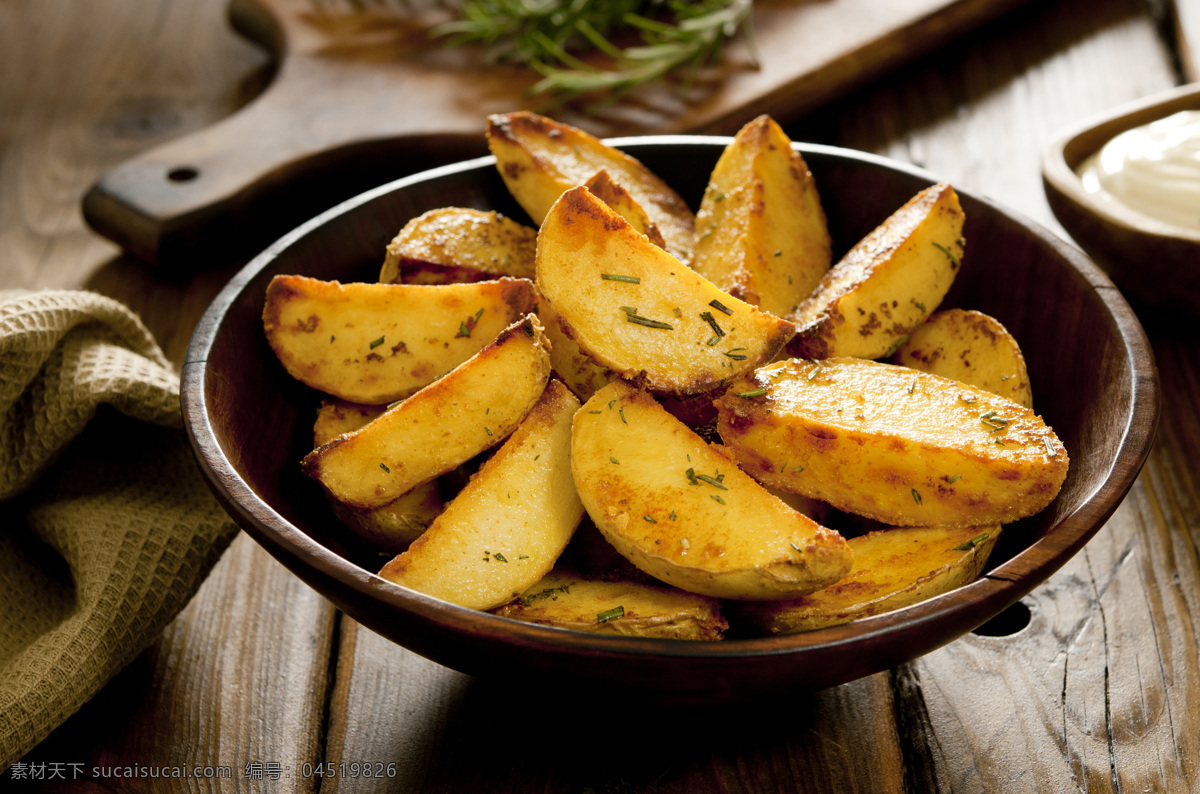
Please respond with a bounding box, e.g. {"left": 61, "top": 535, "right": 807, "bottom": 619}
{"left": 1077, "top": 109, "right": 1200, "bottom": 232}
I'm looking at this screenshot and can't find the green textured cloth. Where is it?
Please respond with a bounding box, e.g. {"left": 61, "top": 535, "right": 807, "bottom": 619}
{"left": 0, "top": 289, "right": 238, "bottom": 770}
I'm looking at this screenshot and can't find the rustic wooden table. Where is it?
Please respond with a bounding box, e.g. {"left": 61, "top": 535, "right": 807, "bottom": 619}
{"left": 3, "top": 0, "right": 1199, "bottom": 790}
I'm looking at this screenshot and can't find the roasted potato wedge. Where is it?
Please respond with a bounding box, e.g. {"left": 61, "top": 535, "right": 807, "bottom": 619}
{"left": 714, "top": 357, "right": 1068, "bottom": 527}
{"left": 379, "top": 207, "right": 536, "bottom": 285}
{"left": 302, "top": 314, "right": 551, "bottom": 509}
{"left": 692, "top": 115, "right": 832, "bottom": 317}
{"left": 487, "top": 111, "right": 695, "bottom": 263}
{"left": 263, "top": 275, "right": 536, "bottom": 404}
{"left": 584, "top": 169, "right": 667, "bottom": 250}
{"left": 313, "top": 399, "right": 441, "bottom": 551}
{"left": 538, "top": 294, "right": 615, "bottom": 403}
{"left": 536, "top": 186, "right": 794, "bottom": 395}
{"left": 572, "top": 380, "right": 852, "bottom": 600}
{"left": 493, "top": 568, "right": 728, "bottom": 640}
{"left": 890, "top": 308, "right": 1033, "bottom": 409}
{"left": 787, "top": 183, "right": 964, "bottom": 359}
{"left": 379, "top": 380, "right": 583, "bottom": 610}
{"left": 739, "top": 525, "right": 1001, "bottom": 633}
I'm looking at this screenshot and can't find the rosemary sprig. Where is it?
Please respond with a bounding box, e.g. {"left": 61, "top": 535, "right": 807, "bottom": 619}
{"left": 432, "top": 0, "right": 756, "bottom": 103}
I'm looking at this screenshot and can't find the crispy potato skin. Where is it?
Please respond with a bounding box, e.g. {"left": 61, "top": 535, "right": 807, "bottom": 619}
{"left": 493, "top": 568, "right": 728, "bottom": 640}
{"left": 692, "top": 115, "right": 832, "bottom": 317}
{"left": 263, "top": 275, "right": 536, "bottom": 404}
{"left": 572, "top": 381, "right": 852, "bottom": 600}
{"left": 891, "top": 308, "right": 1033, "bottom": 409}
{"left": 379, "top": 380, "right": 583, "bottom": 610}
{"left": 302, "top": 314, "right": 552, "bottom": 509}
{"left": 487, "top": 111, "right": 695, "bottom": 264}
{"left": 379, "top": 207, "right": 536, "bottom": 285}
{"left": 536, "top": 186, "right": 794, "bottom": 395}
{"left": 713, "top": 357, "right": 1068, "bottom": 527}
{"left": 739, "top": 525, "right": 1001, "bottom": 633}
{"left": 584, "top": 169, "right": 668, "bottom": 250}
{"left": 787, "top": 183, "right": 964, "bottom": 359}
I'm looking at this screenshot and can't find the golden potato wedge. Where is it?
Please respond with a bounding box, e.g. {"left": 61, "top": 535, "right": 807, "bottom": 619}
{"left": 692, "top": 115, "right": 832, "bottom": 317}
{"left": 714, "top": 357, "right": 1069, "bottom": 527}
{"left": 583, "top": 169, "right": 668, "bottom": 250}
{"left": 313, "top": 399, "right": 441, "bottom": 552}
{"left": 493, "top": 568, "right": 728, "bottom": 640}
{"left": 739, "top": 525, "right": 1001, "bottom": 634}
{"left": 487, "top": 111, "right": 695, "bottom": 264}
{"left": 890, "top": 308, "right": 1033, "bottom": 409}
{"left": 536, "top": 186, "right": 795, "bottom": 395}
{"left": 379, "top": 207, "right": 536, "bottom": 285}
{"left": 263, "top": 275, "right": 536, "bottom": 404}
{"left": 302, "top": 314, "right": 551, "bottom": 509}
{"left": 571, "top": 380, "right": 852, "bottom": 600}
{"left": 538, "top": 294, "right": 615, "bottom": 403}
{"left": 786, "top": 183, "right": 964, "bottom": 359}
{"left": 379, "top": 380, "right": 583, "bottom": 610}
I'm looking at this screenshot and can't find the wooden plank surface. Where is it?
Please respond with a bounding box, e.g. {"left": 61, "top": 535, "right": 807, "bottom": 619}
{"left": 3, "top": 0, "right": 1200, "bottom": 790}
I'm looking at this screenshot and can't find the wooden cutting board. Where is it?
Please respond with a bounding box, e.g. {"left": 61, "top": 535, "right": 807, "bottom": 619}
{"left": 83, "top": 0, "right": 1031, "bottom": 267}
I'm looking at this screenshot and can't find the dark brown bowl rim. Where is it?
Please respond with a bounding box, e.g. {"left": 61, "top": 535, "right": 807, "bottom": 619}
{"left": 183, "top": 137, "right": 1159, "bottom": 670}
{"left": 1042, "top": 81, "right": 1200, "bottom": 245}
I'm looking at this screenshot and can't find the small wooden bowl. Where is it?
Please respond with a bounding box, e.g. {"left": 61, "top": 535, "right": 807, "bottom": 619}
{"left": 183, "top": 139, "right": 1159, "bottom": 705}
{"left": 1043, "top": 82, "right": 1200, "bottom": 315}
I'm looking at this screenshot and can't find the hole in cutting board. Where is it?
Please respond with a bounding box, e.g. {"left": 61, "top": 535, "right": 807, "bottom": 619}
{"left": 168, "top": 166, "right": 200, "bottom": 182}
{"left": 972, "top": 601, "right": 1032, "bottom": 637}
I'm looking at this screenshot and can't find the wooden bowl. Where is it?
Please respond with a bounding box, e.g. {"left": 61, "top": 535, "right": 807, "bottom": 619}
{"left": 183, "top": 138, "right": 1159, "bottom": 705}
{"left": 1043, "top": 82, "right": 1200, "bottom": 315}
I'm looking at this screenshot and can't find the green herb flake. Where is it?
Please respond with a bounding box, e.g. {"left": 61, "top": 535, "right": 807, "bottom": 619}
{"left": 724, "top": 347, "right": 748, "bottom": 361}
{"left": 954, "top": 532, "right": 991, "bottom": 551}
{"left": 737, "top": 388, "right": 768, "bottom": 398}
{"left": 685, "top": 467, "right": 700, "bottom": 485}
{"left": 588, "top": 409, "right": 602, "bottom": 414}
{"left": 694, "top": 473, "right": 727, "bottom": 490}
{"left": 706, "top": 335, "right": 722, "bottom": 346}
{"left": 710, "top": 494, "right": 726, "bottom": 505}
{"left": 494, "top": 553, "right": 508, "bottom": 563}
{"left": 484, "top": 427, "right": 493, "bottom": 436}
{"left": 643, "top": 514, "right": 657, "bottom": 523}
{"left": 330, "top": 335, "right": 336, "bottom": 343}
{"left": 794, "top": 465, "right": 805, "bottom": 473}
{"left": 669, "top": 511, "right": 677, "bottom": 521}
{"left": 619, "top": 408, "right": 627, "bottom": 424}
{"left": 369, "top": 336, "right": 386, "bottom": 349}
{"left": 947, "top": 474, "right": 962, "bottom": 483}
{"left": 700, "top": 311, "right": 725, "bottom": 338}
{"left": 610, "top": 456, "right": 620, "bottom": 465}
{"left": 708, "top": 299, "right": 733, "bottom": 315}
{"left": 596, "top": 606, "right": 625, "bottom": 624}
{"left": 601, "top": 273, "right": 641, "bottom": 283}
{"left": 932, "top": 241, "right": 961, "bottom": 267}
{"left": 519, "top": 554, "right": 530, "bottom": 560}
{"left": 379, "top": 462, "right": 390, "bottom": 473}
{"left": 911, "top": 488, "right": 923, "bottom": 505}
{"left": 624, "top": 311, "right": 674, "bottom": 330}
{"left": 457, "top": 321, "right": 472, "bottom": 338}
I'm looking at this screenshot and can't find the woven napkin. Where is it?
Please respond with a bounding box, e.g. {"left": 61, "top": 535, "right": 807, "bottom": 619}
{"left": 0, "top": 289, "right": 238, "bottom": 770}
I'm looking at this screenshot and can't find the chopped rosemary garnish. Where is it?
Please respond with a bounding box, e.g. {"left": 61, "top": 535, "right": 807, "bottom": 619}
{"left": 588, "top": 409, "right": 602, "bottom": 414}
{"left": 954, "top": 532, "right": 990, "bottom": 551}
{"left": 694, "top": 473, "right": 727, "bottom": 490}
{"left": 596, "top": 605, "right": 625, "bottom": 624}
{"left": 708, "top": 299, "right": 733, "bottom": 315}
{"left": 523, "top": 584, "right": 570, "bottom": 605}
{"left": 882, "top": 335, "right": 909, "bottom": 358}
{"left": 494, "top": 553, "right": 508, "bottom": 562}
{"left": 484, "top": 427, "right": 493, "bottom": 436}
{"left": 737, "top": 388, "right": 767, "bottom": 398}
{"left": 619, "top": 407, "right": 627, "bottom": 424}
{"left": 685, "top": 467, "right": 700, "bottom": 485}
{"left": 379, "top": 462, "right": 390, "bottom": 473}
{"left": 609, "top": 456, "right": 620, "bottom": 464}
{"left": 932, "top": 241, "right": 961, "bottom": 267}
{"left": 369, "top": 335, "right": 385, "bottom": 349}
{"left": 669, "top": 511, "right": 677, "bottom": 521}
{"left": 724, "top": 347, "right": 748, "bottom": 361}
{"left": 911, "top": 488, "right": 923, "bottom": 505}
{"left": 706, "top": 335, "right": 721, "bottom": 346}
{"left": 621, "top": 307, "right": 674, "bottom": 330}
{"left": 601, "top": 273, "right": 641, "bottom": 283}
{"left": 643, "top": 514, "right": 657, "bottom": 523}
{"left": 710, "top": 494, "right": 726, "bottom": 505}
{"left": 947, "top": 474, "right": 962, "bottom": 483}
{"left": 700, "top": 311, "right": 725, "bottom": 337}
